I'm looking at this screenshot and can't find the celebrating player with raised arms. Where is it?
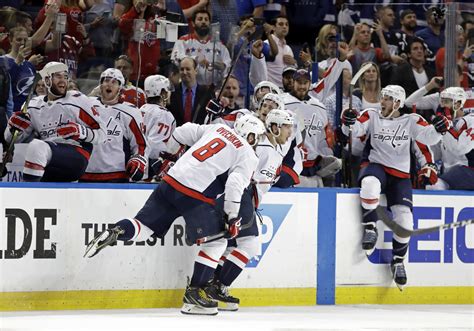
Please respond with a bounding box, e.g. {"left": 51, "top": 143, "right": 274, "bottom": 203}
{"left": 5, "top": 61, "right": 107, "bottom": 182}
{"left": 84, "top": 115, "right": 265, "bottom": 316}
{"left": 341, "top": 84, "right": 449, "bottom": 290}
{"left": 80, "top": 68, "right": 147, "bottom": 182}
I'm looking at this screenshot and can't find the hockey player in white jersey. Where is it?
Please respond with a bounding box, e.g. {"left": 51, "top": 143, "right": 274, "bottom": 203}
{"left": 80, "top": 68, "right": 147, "bottom": 182}
{"left": 84, "top": 115, "right": 264, "bottom": 316}
{"left": 405, "top": 81, "right": 474, "bottom": 190}
{"left": 341, "top": 85, "right": 449, "bottom": 290}
{"left": 5, "top": 62, "right": 107, "bottom": 182}
{"left": 140, "top": 75, "right": 176, "bottom": 180}
{"left": 206, "top": 109, "right": 295, "bottom": 311}
{"left": 282, "top": 68, "right": 341, "bottom": 187}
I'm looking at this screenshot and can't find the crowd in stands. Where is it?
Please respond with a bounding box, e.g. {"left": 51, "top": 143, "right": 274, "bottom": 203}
{"left": 0, "top": 1, "right": 473, "bottom": 190}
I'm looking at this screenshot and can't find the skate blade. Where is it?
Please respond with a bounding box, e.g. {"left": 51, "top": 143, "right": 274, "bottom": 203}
{"left": 364, "top": 247, "right": 375, "bottom": 257}
{"left": 83, "top": 231, "right": 109, "bottom": 258}
{"left": 217, "top": 302, "right": 239, "bottom": 311}
{"left": 180, "top": 303, "right": 218, "bottom": 316}
{"left": 395, "top": 282, "right": 405, "bottom": 291}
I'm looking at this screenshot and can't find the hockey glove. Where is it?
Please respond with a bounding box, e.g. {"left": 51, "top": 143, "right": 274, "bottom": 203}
{"left": 223, "top": 214, "right": 242, "bottom": 239}
{"left": 56, "top": 122, "right": 88, "bottom": 141}
{"left": 432, "top": 115, "right": 451, "bottom": 134}
{"left": 159, "top": 151, "right": 180, "bottom": 162}
{"left": 8, "top": 112, "right": 31, "bottom": 133}
{"left": 126, "top": 154, "right": 147, "bottom": 182}
{"left": 150, "top": 157, "right": 174, "bottom": 181}
{"left": 341, "top": 109, "right": 357, "bottom": 126}
{"left": 417, "top": 163, "right": 438, "bottom": 187}
{"left": 205, "top": 98, "right": 225, "bottom": 116}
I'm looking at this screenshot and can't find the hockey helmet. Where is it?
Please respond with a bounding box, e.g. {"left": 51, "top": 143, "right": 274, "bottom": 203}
{"left": 100, "top": 68, "right": 125, "bottom": 86}
{"left": 440, "top": 87, "right": 467, "bottom": 111}
{"left": 258, "top": 93, "right": 284, "bottom": 112}
{"left": 144, "top": 75, "right": 171, "bottom": 98}
{"left": 265, "top": 109, "right": 294, "bottom": 130}
{"left": 381, "top": 85, "right": 406, "bottom": 109}
{"left": 252, "top": 81, "right": 281, "bottom": 107}
{"left": 234, "top": 114, "right": 265, "bottom": 146}
{"left": 39, "top": 61, "right": 68, "bottom": 80}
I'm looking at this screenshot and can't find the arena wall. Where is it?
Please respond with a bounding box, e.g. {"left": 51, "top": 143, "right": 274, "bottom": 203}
{"left": 0, "top": 183, "right": 472, "bottom": 311}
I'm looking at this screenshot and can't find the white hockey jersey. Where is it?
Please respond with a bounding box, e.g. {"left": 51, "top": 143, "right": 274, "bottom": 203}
{"left": 6, "top": 91, "right": 107, "bottom": 149}
{"left": 164, "top": 123, "right": 259, "bottom": 216}
{"left": 443, "top": 114, "right": 474, "bottom": 168}
{"left": 283, "top": 93, "right": 333, "bottom": 163}
{"left": 141, "top": 103, "right": 176, "bottom": 159}
{"left": 343, "top": 109, "right": 443, "bottom": 177}
{"left": 82, "top": 100, "right": 147, "bottom": 181}
{"left": 252, "top": 134, "right": 289, "bottom": 205}
{"left": 171, "top": 34, "right": 231, "bottom": 86}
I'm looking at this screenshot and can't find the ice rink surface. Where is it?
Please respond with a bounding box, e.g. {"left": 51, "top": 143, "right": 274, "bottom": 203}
{"left": 1, "top": 305, "right": 473, "bottom": 331}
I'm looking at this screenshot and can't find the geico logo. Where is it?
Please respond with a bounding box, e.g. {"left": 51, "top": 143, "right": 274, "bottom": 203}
{"left": 0, "top": 208, "right": 57, "bottom": 259}
{"left": 39, "top": 128, "right": 58, "bottom": 138}
{"left": 368, "top": 206, "right": 474, "bottom": 264}
{"left": 260, "top": 169, "right": 276, "bottom": 179}
{"left": 82, "top": 222, "right": 193, "bottom": 248}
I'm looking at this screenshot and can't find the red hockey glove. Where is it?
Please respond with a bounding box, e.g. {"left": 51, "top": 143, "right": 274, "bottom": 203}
{"left": 341, "top": 109, "right": 357, "bottom": 126}
{"left": 206, "top": 98, "right": 225, "bottom": 115}
{"left": 432, "top": 115, "right": 451, "bottom": 134}
{"left": 126, "top": 154, "right": 147, "bottom": 182}
{"left": 8, "top": 112, "right": 31, "bottom": 132}
{"left": 417, "top": 163, "right": 438, "bottom": 187}
{"left": 224, "top": 215, "right": 242, "bottom": 239}
{"left": 56, "top": 122, "right": 88, "bottom": 141}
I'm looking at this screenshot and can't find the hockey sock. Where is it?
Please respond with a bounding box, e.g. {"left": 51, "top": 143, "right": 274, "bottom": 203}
{"left": 392, "top": 239, "right": 408, "bottom": 262}
{"left": 22, "top": 173, "right": 42, "bottom": 182}
{"left": 362, "top": 207, "right": 377, "bottom": 230}
{"left": 190, "top": 262, "right": 215, "bottom": 287}
{"left": 115, "top": 219, "right": 136, "bottom": 241}
{"left": 218, "top": 249, "right": 250, "bottom": 287}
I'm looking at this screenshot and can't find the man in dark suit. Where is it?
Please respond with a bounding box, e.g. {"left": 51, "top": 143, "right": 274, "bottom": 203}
{"left": 169, "top": 57, "right": 214, "bottom": 126}
{"left": 390, "top": 38, "right": 436, "bottom": 98}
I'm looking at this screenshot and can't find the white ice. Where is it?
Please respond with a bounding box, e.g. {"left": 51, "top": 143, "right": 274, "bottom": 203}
{"left": 1, "top": 305, "right": 473, "bottom": 331}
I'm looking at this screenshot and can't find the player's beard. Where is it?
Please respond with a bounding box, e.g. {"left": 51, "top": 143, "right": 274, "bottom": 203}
{"left": 50, "top": 84, "right": 67, "bottom": 98}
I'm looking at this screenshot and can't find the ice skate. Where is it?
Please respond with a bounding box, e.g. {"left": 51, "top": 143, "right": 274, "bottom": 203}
{"left": 391, "top": 259, "right": 407, "bottom": 291}
{"left": 205, "top": 279, "right": 240, "bottom": 311}
{"left": 84, "top": 226, "right": 124, "bottom": 258}
{"left": 181, "top": 284, "right": 218, "bottom": 315}
{"left": 362, "top": 226, "right": 378, "bottom": 256}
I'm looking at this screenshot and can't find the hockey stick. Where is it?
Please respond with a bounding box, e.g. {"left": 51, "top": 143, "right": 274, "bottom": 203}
{"left": 344, "top": 62, "right": 373, "bottom": 187}
{"left": 375, "top": 206, "right": 474, "bottom": 238}
{"left": 0, "top": 73, "right": 41, "bottom": 177}
{"left": 196, "top": 218, "right": 254, "bottom": 245}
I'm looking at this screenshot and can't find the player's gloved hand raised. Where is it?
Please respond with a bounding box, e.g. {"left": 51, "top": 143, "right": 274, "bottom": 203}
{"left": 8, "top": 111, "right": 31, "bottom": 133}
{"left": 206, "top": 98, "right": 223, "bottom": 115}
{"left": 417, "top": 163, "right": 438, "bottom": 187}
{"left": 223, "top": 214, "right": 242, "bottom": 239}
{"left": 432, "top": 115, "right": 451, "bottom": 134}
{"left": 56, "top": 122, "right": 88, "bottom": 140}
{"left": 126, "top": 154, "right": 147, "bottom": 182}
{"left": 341, "top": 109, "right": 357, "bottom": 126}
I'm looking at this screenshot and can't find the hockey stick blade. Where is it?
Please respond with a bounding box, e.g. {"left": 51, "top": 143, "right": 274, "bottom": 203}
{"left": 350, "top": 62, "right": 373, "bottom": 87}
{"left": 375, "top": 206, "right": 474, "bottom": 238}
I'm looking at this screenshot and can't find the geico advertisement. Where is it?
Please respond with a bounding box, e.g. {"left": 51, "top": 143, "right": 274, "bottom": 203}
{"left": 335, "top": 193, "right": 474, "bottom": 287}
{"left": 0, "top": 188, "right": 317, "bottom": 291}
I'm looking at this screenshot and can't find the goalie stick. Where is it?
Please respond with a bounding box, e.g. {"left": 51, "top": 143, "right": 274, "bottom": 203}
{"left": 375, "top": 206, "right": 474, "bottom": 238}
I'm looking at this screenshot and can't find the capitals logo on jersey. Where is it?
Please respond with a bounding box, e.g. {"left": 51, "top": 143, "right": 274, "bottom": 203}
{"left": 38, "top": 113, "right": 69, "bottom": 139}
{"left": 306, "top": 113, "right": 324, "bottom": 137}
{"left": 373, "top": 124, "right": 409, "bottom": 148}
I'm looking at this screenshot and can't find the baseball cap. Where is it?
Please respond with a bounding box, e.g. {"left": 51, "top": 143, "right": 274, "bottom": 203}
{"left": 293, "top": 69, "right": 311, "bottom": 81}
{"left": 282, "top": 65, "right": 297, "bottom": 76}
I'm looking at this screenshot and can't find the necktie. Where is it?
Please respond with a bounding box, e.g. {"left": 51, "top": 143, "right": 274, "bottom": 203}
{"left": 184, "top": 88, "right": 193, "bottom": 123}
